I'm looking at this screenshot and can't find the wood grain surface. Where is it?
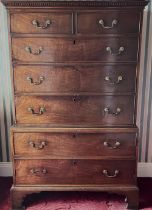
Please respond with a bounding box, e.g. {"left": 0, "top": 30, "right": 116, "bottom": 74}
{"left": 14, "top": 159, "right": 136, "bottom": 185}
{"left": 14, "top": 64, "right": 136, "bottom": 94}
{"left": 15, "top": 95, "right": 135, "bottom": 125}
{"left": 12, "top": 37, "right": 138, "bottom": 63}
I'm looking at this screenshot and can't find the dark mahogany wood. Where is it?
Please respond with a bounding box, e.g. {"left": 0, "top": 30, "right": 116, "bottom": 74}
{"left": 14, "top": 159, "right": 136, "bottom": 185}
{"left": 13, "top": 132, "right": 136, "bottom": 157}
{"left": 11, "top": 12, "right": 73, "bottom": 34}
{"left": 77, "top": 11, "right": 141, "bottom": 34}
{"left": 1, "top": 0, "right": 149, "bottom": 209}
{"left": 15, "top": 95, "right": 135, "bottom": 125}
{"left": 14, "top": 64, "right": 136, "bottom": 94}
{"left": 12, "top": 37, "right": 138, "bottom": 63}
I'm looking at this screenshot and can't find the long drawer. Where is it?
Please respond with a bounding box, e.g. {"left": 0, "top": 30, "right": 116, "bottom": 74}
{"left": 12, "top": 37, "right": 138, "bottom": 62}
{"left": 14, "top": 64, "right": 136, "bottom": 93}
{"left": 14, "top": 159, "right": 136, "bottom": 185}
{"left": 13, "top": 132, "right": 136, "bottom": 157}
{"left": 15, "top": 95, "right": 135, "bottom": 125}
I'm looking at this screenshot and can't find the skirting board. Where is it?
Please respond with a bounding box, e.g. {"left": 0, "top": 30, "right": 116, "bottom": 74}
{"left": 0, "top": 162, "right": 152, "bottom": 177}
{"left": 0, "top": 162, "right": 12, "bottom": 177}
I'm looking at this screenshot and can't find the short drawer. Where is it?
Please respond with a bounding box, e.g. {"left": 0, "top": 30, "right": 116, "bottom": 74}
{"left": 14, "top": 159, "right": 136, "bottom": 185}
{"left": 14, "top": 64, "right": 136, "bottom": 94}
{"left": 13, "top": 132, "right": 136, "bottom": 157}
{"left": 77, "top": 12, "right": 140, "bottom": 34}
{"left": 12, "top": 37, "right": 138, "bottom": 62}
{"left": 11, "top": 13, "right": 73, "bottom": 34}
{"left": 15, "top": 95, "right": 135, "bottom": 126}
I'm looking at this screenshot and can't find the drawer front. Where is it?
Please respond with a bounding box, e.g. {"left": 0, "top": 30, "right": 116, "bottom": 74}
{"left": 14, "top": 65, "right": 136, "bottom": 94}
{"left": 77, "top": 12, "right": 140, "bottom": 34}
{"left": 15, "top": 159, "right": 136, "bottom": 185}
{"left": 12, "top": 37, "right": 138, "bottom": 62}
{"left": 13, "top": 132, "right": 136, "bottom": 157}
{"left": 15, "top": 95, "right": 135, "bottom": 126}
{"left": 11, "top": 13, "right": 73, "bottom": 34}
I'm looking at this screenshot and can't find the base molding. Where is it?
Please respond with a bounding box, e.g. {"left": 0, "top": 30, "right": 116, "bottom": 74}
{"left": 0, "top": 162, "right": 152, "bottom": 177}
{"left": 0, "top": 162, "right": 13, "bottom": 176}
{"left": 10, "top": 185, "right": 139, "bottom": 210}
{"left": 137, "top": 162, "right": 152, "bottom": 177}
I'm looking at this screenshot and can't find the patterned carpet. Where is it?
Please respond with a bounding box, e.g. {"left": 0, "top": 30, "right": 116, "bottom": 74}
{"left": 0, "top": 177, "right": 152, "bottom": 210}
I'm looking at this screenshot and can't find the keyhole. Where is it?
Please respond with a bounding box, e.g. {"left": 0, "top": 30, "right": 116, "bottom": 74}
{"left": 73, "top": 40, "right": 76, "bottom": 45}
{"left": 72, "top": 133, "right": 77, "bottom": 138}
{"left": 72, "top": 160, "right": 77, "bottom": 166}
{"left": 73, "top": 97, "right": 76, "bottom": 102}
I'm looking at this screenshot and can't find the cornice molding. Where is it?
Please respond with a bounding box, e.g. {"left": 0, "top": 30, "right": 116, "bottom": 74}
{"left": 1, "top": 0, "right": 149, "bottom": 9}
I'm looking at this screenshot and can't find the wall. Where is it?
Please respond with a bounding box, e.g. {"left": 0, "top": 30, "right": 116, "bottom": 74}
{"left": 0, "top": 3, "right": 12, "bottom": 162}
{"left": 0, "top": 2, "right": 152, "bottom": 176}
{"left": 137, "top": 1, "right": 152, "bottom": 162}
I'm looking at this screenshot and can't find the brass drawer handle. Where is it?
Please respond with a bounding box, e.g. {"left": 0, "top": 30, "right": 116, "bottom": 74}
{"left": 103, "top": 141, "right": 121, "bottom": 149}
{"left": 27, "top": 76, "right": 44, "bottom": 85}
{"left": 99, "top": 19, "right": 118, "bottom": 29}
{"left": 102, "top": 169, "right": 119, "bottom": 178}
{"left": 27, "top": 107, "right": 46, "bottom": 116}
{"left": 32, "top": 19, "right": 51, "bottom": 29}
{"left": 104, "top": 107, "right": 121, "bottom": 116}
{"left": 104, "top": 75, "right": 123, "bottom": 85}
{"left": 28, "top": 140, "right": 47, "bottom": 150}
{"left": 30, "top": 168, "right": 47, "bottom": 176}
{"left": 106, "top": 46, "right": 124, "bottom": 56}
{"left": 25, "top": 46, "right": 43, "bottom": 55}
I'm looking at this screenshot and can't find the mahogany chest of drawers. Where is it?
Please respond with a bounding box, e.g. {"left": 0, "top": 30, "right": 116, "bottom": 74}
{"left": 1, "top": 0, "right": 149, "bottom": 209}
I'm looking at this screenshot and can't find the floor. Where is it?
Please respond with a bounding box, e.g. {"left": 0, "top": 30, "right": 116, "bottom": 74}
{"left": 0, "top": 177, "right": 152, "bottom": 210}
